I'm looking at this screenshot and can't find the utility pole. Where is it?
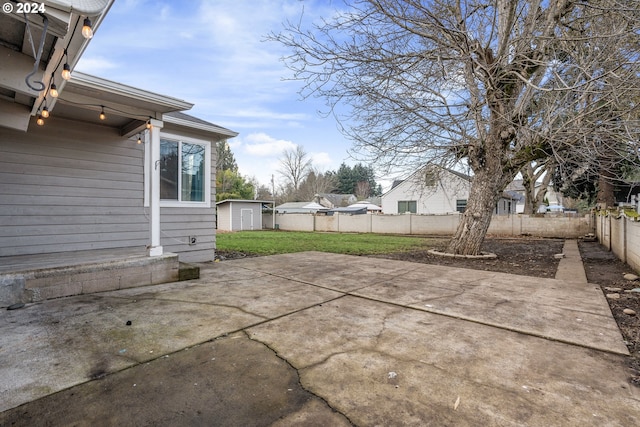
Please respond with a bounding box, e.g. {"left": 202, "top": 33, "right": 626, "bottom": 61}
{"left": 271, "top": 174, "right": 276, "bottom": 230}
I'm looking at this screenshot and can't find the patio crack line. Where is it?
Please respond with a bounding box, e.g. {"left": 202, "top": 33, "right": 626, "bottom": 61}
{"left": 344, "top": 293, "right": 630, "bottom": 357}
{"left": 228, "top": 265, "right": 376, "bottom": 294}
{"left": 99, "top": 295, "right": 272, "bottom": 320}
{"left": 25, "top": 295, "right": 355, "bottom": 408}
{"left": 241, "top": 330, "right": 357, "bottom": 426}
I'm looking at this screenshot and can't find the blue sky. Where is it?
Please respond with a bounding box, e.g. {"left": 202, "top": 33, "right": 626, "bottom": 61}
{"left": 75, "top": 0, "right": 372, "bottom": 190}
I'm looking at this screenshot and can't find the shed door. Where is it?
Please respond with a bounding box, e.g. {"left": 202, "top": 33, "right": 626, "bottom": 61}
{"left": 240, "top": 209, "right": 254, "bottom": 230}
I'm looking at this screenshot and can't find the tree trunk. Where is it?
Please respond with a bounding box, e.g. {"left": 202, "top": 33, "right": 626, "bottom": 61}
{"left": 597, "top": 173, "right": 616, "bottom": 208}
{"left": 521, "top": 171, "right": 536, "bottom": 214}
{"left": 447, "top": 168, "right": 503, "bottom": 255}
{"left": 447, "top": 105, "right": 514, "bottom": 255}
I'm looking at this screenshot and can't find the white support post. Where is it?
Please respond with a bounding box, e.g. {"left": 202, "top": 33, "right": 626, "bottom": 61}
{"left": 148, "top": 119, "right": 164, "bottom": 256}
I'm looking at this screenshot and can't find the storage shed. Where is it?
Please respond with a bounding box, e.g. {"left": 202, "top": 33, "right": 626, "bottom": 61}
{"left": 216, "top": 199, "right": 271, "bottom": 231}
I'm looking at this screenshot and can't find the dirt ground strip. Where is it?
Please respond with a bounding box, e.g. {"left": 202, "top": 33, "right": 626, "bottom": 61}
{"left": 578, "top": 240, "right": 640, "bottom": 386}
{"left": 218, "top": 236, "right": 640, "bottom": 386}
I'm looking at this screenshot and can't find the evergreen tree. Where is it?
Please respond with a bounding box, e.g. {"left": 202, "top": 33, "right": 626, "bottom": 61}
{"left": 333, "top": 163, "right": 380, "bottom": 198}
{"left": 215, "top": 140, "right": 254, "bottom": 201}
{"left": 216, "top": 140, "right": 237, "bottom": 172}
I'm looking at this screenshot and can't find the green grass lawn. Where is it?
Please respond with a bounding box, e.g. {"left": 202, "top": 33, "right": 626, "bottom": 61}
{"left": 216, "top": 230, "right": 443, "bottom": 256}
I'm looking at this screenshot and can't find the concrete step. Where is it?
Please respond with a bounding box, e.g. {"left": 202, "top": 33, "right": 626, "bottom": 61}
{"left": 1, "top": 252, "right": 179, "bottom": 307}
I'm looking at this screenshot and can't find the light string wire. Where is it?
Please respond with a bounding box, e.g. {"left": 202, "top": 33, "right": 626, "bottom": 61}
{"left": 33, "top": 14, "right": 81, "bottom": 117}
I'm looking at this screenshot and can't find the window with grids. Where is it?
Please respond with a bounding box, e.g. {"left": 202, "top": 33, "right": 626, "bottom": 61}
{"left": 456, "top": 199, "right": 467, "bottom": 213}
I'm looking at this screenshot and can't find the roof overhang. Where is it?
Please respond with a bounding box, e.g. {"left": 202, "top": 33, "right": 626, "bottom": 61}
{"left": 51, "top": 71, "right": 194, "bottom": 136}
{"left": 163, "top": 113, "right": 239, "bottom": 139}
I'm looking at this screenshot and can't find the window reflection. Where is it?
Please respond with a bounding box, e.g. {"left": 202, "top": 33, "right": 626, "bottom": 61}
{"left": 181, "top": 143, "right": 205, "bottom": 201}
{"left": 160, "top": 140, "right": 178, "bottom": 200}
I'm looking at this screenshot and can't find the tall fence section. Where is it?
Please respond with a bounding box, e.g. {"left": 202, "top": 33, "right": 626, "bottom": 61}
{"left": 263, "top": 213, "right": 593, "bottom": 238}
{"left": 595, "top": 211, "right": 640, "bottom": 274}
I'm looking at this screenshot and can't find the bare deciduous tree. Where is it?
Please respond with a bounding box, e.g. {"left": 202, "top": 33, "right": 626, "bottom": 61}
{"left": 270, "top": 0, "right": 640, "bottom": 255}
{"left": 297, "top": 168, "right": 336, "bottom": 201}
{"left": 278, "top": 146, "right": 313, "bottom": 196}
{"left": 355, "top": 181, "right": 371, "bottom": 200}
{"left": 520, "top": 160, "right": 554, "bottom": 214}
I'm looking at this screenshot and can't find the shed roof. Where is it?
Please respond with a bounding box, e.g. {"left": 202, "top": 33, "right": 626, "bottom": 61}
{"left": 348, "top": 201, "right": 382, "bottom": 211}
{"left": 216, "top": 199, "right": 273, "bottom": 205}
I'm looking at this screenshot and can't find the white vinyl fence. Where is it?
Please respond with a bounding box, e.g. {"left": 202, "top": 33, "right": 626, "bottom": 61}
{"left": 595, "top": 212, "right": 640, "bottom": 273}
{"left": 263, "top": 213, "right": 593, "bottom": 238}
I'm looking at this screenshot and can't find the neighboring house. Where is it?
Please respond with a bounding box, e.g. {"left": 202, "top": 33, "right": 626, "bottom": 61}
{"left": 327, "top": 206, "right": 368, "bottom": 215}
{"left": 0, "top": 2, "right": 237, "bottom": 263}
{"left": 216, "top": 199, "right": 271, "bottom": 231}
{"left": 506, "top": 179, "right": 564, "bottom": 213}
{"left": 276, "top": 202, "right": 328, "bottom": 214}
{"left": 382, "top": 166, "right": 517, "bottom": 215}
{"left": 346, "top": 201, "right": 383, "bottom": 213}
{"left": 382, "top": 166, "right": 472, "bottom": 214}
{"left": 496, "top": 191, "right": 524, "bottom": 215}
{"left": 315, "top": 193, "right": 358, "bottom": 208}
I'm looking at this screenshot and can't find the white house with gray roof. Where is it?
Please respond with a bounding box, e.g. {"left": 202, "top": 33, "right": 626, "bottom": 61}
{"left": 382, "top": 166, "right": 472, "bottom": 214}
{"left": 382, "top": 166, "right": 518, "bottom": 215}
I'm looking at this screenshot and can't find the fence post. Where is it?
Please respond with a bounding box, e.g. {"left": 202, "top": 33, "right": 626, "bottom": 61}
{"left": 624, "top": 215, "right": 627, "bottom": 263}
{"left": 409, "top": 214, "right": 413, "bottom": 235}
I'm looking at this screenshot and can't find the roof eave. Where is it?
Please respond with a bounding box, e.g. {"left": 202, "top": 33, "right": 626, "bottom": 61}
{"left": 69, "top": 71, "right": 193, "bottom": 112}
{"left": 164, "top": 114, "right": 238, "bottom": 137}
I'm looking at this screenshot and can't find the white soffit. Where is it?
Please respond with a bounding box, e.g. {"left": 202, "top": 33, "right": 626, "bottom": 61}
{"left": 44, "top": 0, "right": 110, "bottom": 15}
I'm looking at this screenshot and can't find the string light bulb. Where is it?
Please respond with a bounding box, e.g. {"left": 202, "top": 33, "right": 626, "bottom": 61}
{"left": 36, "top": 116, "right": 45, "bottom": 126}
{"left": 82, "top": 17, "right": 93, "bottom": 39}
{"left": 146, "top": 120, "right": 152, "bottom": 129}
{"left": 137, "top": 133, "right": 142, "bottom": 144}
{"left": 41, "top": 106, "right": 49, "bottom": 118}
{"left": 99, "top": 106, "right": 106, "bottom": 120}
{"left": 49, "top": 80, "right": 58, "bottom": 98}
{"left": 62, "top": 63, "right": 71, "bottom": 81}
{"left": 61, "top": 49, "right": 71, "bottom": 80}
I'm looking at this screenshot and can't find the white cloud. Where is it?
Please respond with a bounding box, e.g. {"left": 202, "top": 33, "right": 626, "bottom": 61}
{"left": 74, "top": 56, "right": 118, "bottom": 74}
{"left": 242, "top": 132, "right": 296, "bottom": 156}
{"left": 310, "top": 152, "right": 332, "bottom": 168}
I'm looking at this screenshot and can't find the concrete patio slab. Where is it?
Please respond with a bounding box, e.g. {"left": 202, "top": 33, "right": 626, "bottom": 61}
{"left": 353, "top": 264, "right": 627, "bottom": 355}
{"left": 1, "top": 251, "right": 639, "bottom": 426}
{"left": 248, "top": 296, "right": 638, "bottom": 426}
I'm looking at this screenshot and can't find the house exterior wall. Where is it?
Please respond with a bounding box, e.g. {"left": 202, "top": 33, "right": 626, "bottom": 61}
{"left": 157, "top": 124, "right": 218, "bottom": 262}
{"left": 0, "top": 119, "right": 148, "bottom": 257}
{"left": 0, "top": 118, "right": 217, "bottom": 262}
{"left": 382, "top": 170, "right": 471, "bottom": 214}
{"left": 159, "top": 205, "right": 216, "bottom": 262}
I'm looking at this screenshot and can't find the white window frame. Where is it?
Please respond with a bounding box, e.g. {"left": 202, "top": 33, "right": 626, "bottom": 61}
{"left": 146, "top": 132, "right": 211, "bottom": 208}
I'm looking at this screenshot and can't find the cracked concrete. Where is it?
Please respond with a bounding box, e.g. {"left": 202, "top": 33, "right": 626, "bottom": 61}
{"left": 1, "top": 251, "right": 639, "bottom": 426}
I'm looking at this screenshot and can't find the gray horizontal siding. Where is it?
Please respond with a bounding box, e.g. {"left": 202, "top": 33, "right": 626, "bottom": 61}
{"left": 160, "top": 206, "right": 216, "bottom": 262}
{"left": 0, "top": 120, "right": 148, "bottom": 257}
{"left": 1, "top": 118, "right": 219, "bottom": 261}
{"left": 158, "top": 139, "right": 217, "bottom": 262}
